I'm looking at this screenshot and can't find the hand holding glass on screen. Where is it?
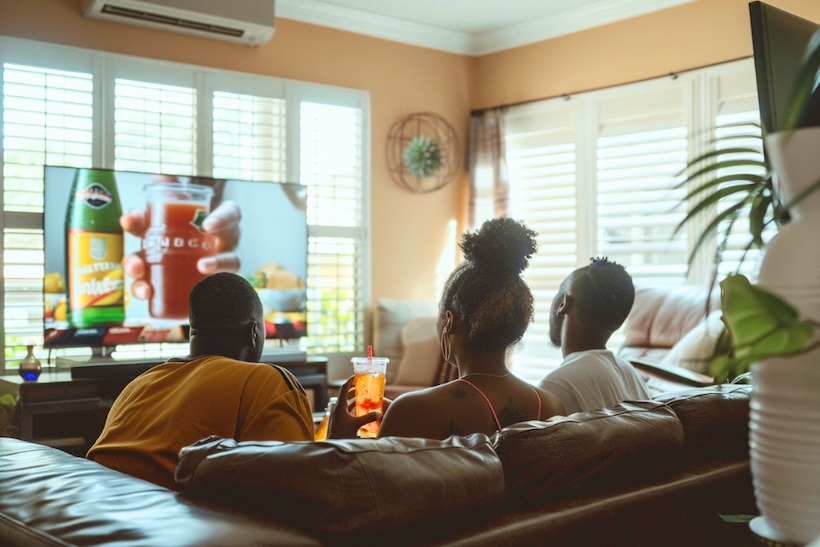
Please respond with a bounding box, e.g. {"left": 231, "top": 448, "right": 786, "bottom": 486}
{"left": 120, "top": 176, "right": 242, "bottom": 318}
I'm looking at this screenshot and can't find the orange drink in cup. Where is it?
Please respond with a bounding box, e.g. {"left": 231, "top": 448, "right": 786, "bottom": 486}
{"left": 352, "top": 356, "right": 388, "bottom": 438}
{"left": 142, "top": 182, "right": 214, "bottom": 319}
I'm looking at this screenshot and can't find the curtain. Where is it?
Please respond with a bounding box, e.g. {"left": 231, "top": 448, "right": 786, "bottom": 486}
{"left": 468, "top": 109, "right": 509, "bottom": 228}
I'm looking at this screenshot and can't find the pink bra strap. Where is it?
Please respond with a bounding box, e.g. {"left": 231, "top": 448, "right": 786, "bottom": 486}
{"left": 458, "top": 378, "right": 503, "bottom": 431}
{"left": 533, "top": 385, "right": 542, "bottom": 419}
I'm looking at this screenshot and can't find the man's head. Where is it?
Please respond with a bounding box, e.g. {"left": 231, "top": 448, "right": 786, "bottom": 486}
{"left": 549, "top": 257, "right": 634, "bottom": 353}
{"left": 188, "top": 272, "right": 265, "bottom": 362}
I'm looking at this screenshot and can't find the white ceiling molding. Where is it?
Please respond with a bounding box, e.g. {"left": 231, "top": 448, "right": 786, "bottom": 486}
{"left": 275, "top": 0, "right": 473, "bottom": 54}
{"left": 276, "top": 0, "right": 696, "bottom": 56}
{"left": 475, "top": 0, "right": 696, "bottom": 56}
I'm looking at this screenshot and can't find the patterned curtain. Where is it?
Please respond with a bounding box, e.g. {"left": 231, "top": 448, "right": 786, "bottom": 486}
{"left": 468, "top": 109, "right": 509, "bottom": 228}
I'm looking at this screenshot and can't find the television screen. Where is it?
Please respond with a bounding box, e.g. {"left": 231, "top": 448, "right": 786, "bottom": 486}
{"left": 43, "top": 166, "right": 308, "bottom": 350}
{"left": 749, "top": 1, "right": 820, "bottom": 134}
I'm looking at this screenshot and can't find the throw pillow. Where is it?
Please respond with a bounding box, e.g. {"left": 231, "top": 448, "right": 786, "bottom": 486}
{"left": 660, "top": 310, "right": 726, "bottom": 374}
{"left": 393, "top": 315, "right": 441, "bottom": 386}
{"left": 373, "top": 298, "right": 437, "bottom": 383}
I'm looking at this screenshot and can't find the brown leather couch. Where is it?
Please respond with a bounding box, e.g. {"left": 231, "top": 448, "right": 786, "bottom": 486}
{"left": 619, "top": 284, "right": 725, "bottom": 392}
{"left": 0, "top": 384, "right": 757, "bottom": 546}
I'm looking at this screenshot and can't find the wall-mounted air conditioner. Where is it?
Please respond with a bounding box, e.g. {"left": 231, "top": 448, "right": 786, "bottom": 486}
{"left": 82, "top": 0, "right": 275, "bottom": 45}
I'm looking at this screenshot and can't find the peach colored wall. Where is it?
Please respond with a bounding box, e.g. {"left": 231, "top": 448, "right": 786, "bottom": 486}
{"left": 474, "top": 0, "right": 820, "bottom": 110}
{"left": 0, "top": 0, "right": 475, "bottom": 309}
{"left": 3, "top": 0, "right": 820, "bottom": 313}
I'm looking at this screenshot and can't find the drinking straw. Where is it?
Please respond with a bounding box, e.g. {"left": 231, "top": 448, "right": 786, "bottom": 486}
{"left": 367, "top": 344, "right": 373, "bottom": 363}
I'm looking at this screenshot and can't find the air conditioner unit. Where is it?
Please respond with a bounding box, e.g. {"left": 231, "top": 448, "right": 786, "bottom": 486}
{"left": 82, "top": 0, "right": 275, "bottom": 45}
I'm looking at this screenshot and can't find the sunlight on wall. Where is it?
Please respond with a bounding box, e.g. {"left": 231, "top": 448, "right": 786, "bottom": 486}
{"left": 435, "top": 219, "right": 458, "bottom": 300}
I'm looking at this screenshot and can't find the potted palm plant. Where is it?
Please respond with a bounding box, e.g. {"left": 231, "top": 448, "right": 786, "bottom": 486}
{"left": 681, "top": 27, "right": 820, "bottom": 544}
{"left": 673, "top": 30, "right": 820, "bottom": 283}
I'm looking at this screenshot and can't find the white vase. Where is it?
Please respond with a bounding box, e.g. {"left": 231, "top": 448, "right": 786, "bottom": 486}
{"left": 753, "top": 126, "right": 820, "bottom": 544}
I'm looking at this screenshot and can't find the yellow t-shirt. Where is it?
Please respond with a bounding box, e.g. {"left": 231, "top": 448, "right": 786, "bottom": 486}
{"left": 87, "top": 356, "right": 314, "bottom": 489}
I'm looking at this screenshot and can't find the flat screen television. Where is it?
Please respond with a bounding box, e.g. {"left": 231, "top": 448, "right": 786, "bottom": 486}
{"left": 749, "top": 1, "right": 820, "bottom": 135}
{"left": 43, "top": 166, "right": 308, "bottom": 360}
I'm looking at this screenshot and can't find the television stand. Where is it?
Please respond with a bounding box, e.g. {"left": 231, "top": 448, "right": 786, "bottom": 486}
{"left": 55, "top": 351, "right": 189, "bottom": 380}
{"left": 65, "top": 359, "right": 166, "bottom": 380}
{"left": 90, "top": 346, "right": 116, "bottom": 360}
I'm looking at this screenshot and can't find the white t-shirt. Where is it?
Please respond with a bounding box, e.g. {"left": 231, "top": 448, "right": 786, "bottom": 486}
{"left": 538, "top": 349, "right": 651, "bottom": 415}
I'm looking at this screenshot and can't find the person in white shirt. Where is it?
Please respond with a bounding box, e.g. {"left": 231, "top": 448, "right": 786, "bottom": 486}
{"left": 539, "top": 257, "right": 650, "bottom": 414}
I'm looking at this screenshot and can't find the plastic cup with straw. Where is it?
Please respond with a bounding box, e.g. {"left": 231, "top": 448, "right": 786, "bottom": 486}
{"left": 351, "top": 344, "right": 388, "bottom": 438}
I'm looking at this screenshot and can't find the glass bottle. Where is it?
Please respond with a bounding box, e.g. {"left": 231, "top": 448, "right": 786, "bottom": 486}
{"left": 314, "top": 396, "right": 338, "bottom": 441}
{"left": 18, "top": 345, "right": 42, "bottom": 381}
{"left": 65, "top": 168, "right": 125, "bottom": 328}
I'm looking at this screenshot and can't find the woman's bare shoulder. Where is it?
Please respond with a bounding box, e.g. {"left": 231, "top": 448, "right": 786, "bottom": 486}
{"left": 378, "top": 382, "right": 465, "bottom": 438}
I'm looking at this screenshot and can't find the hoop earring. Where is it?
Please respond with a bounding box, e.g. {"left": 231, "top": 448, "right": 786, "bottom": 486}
{"left": 440, "top": 328, "right": 453, "bottom": 365}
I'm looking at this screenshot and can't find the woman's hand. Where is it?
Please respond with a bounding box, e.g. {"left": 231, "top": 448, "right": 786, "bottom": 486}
{"left": 326, "top": 375, "right": 392, "bottom": 439}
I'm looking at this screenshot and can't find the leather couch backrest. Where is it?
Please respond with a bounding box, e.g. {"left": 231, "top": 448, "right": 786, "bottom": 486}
{"left": 492, "top": 401, "right": 685, "bottom": 502}
{"left": 655, "top": 384, "right": 751, "bottom": 462}
{"left": 176, "top": 433, "right": 504, "bottom": 537}
{"left": 622, "top": 285, "right": 719, "bottom": 350}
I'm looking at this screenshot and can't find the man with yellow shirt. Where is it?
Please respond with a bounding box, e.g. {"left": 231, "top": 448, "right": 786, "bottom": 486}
{"left": 87, "top": 272, "right": 314, "bottom": 490}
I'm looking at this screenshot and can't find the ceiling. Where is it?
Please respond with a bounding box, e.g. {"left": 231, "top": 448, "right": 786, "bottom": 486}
{"left": 275, "top": 0, "right": 696, "bottom": 56}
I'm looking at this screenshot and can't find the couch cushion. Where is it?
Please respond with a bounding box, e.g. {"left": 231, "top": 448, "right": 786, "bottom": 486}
{"left": 373, "top": 298, "right": 437, "bottom": 383}
{"left": 393, "top": 315, "right": 441, "bottom": 386}
{"left": 622, "top": 285, "right": 718, "bottom": 351}
{"left": 492, "top": 401, "right": 684, "bottom": 502}
{"left": 654, "top": 384, "right": 750, "bottom": 462}
{"left": 176, "top": 433, "right": 503, "bottom": 536}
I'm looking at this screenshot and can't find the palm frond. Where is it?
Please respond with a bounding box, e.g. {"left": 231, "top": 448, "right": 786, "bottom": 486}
{"left": 782, "top": 30, "right": 820, "bottom": 131}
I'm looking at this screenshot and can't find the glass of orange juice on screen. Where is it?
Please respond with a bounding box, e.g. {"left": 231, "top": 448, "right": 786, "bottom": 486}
{"left": 142, "top": 182, "right": 214, "bottom": 320}
{"left": 351, "top": 355, "right": 388, "bottom": 438}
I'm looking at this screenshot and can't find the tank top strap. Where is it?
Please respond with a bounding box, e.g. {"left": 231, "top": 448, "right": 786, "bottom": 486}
{"left": 458, "top": 378, "right": 503, "bottom": 431}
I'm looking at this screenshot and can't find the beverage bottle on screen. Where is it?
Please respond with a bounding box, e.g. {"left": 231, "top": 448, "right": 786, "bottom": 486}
{"left": 65, "top": 168, "right": 125, "bottom": 328}
{"left": 314, "top": 396, "right": 338, "bottom": 441}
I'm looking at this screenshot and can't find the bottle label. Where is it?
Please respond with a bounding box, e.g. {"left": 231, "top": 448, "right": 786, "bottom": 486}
{"left": 68, "top": 230, "right": 125, "bottom": 310}
{"left": 76, "top": 182, "right": 114, "bottom": 209}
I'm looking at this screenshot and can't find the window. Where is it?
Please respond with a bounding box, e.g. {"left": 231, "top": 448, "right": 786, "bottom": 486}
{"left": 1, "top": 36, "right": 369, "bottom": 370}
{"left": 504, "top": 59, "right": 764, "bottom": 383}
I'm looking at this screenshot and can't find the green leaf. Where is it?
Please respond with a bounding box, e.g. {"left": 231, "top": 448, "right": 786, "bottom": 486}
{"left": 782, "top": 30, "right": 820, "bottom": 131}
{"left": 673, "top": 184, "right": 755, "bottom": 236}
{"left": 719, "top": 274, "right": 815, "bottom": 361}
{"left": 678, "top": 173, "right": 766, "bottom": 202}
{"left": 678, "top": 197, "right": 752, "bottom": 265}
{"left": 749, "top": 192, "right": 770, "bottom": 247}
{"left": 675, "top": 157, "right": 767, "bottom": 186}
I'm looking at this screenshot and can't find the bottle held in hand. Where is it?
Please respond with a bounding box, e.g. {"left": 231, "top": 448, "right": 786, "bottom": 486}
{"left": 314, "top": 396, "right": 337, "bottom": 441}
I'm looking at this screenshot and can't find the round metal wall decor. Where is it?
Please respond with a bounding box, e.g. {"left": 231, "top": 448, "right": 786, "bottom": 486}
{"left": 386, "top": 112, "right": 459, "bottom": 193}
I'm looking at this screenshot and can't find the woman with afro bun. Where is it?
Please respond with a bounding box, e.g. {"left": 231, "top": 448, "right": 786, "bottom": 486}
{"left": 331, "top": 217, "right": 564, "bottom": 440}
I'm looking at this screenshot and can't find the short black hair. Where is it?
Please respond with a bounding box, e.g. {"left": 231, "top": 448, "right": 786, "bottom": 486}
{"left": 440, "top": 217, "right": 537, "bottom": 352}
{"left": 572, "top": 257, "right": 634, "bottom": 332}
{"left": 189, "top": 272, "right": 263, "bottom": 329}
